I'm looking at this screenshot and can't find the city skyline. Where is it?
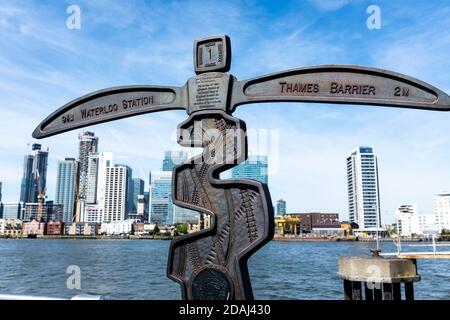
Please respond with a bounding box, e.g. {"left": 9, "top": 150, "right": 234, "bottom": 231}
{"left": 2, "top": 132, "right": 450, "bottom": 225}
{"left": 1, "top": 1, "right": 450, "bottom": 223}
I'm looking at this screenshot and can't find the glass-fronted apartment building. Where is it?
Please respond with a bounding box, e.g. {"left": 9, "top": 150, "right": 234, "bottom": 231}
{"left": 55, "top": 158, "right": 78, "bottom": 223}
{"left": 347, "top": 146, "right": 382, "bottom": 235}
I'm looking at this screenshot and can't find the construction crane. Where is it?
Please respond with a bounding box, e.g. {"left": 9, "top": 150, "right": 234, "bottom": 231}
{"left": 35, "top": 169, "right": 46, "bottom": 222}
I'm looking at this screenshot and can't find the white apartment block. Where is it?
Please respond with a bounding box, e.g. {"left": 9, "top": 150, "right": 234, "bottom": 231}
{"left": 434, "top": 192, "right": 450, "bottom": 232}
{"left": 396, "top": 204, "right": 419, "bottom": 237}
{"left": 418, "top": 214, "right": 438, "bottom": 236}
{"left": 82, "top": 204, "right": 102, "bottom": 223}
{"left": 94, "top": 152, "right": 113, "bottom": 214}
{"left": 81, "top": 152, "right": 113, "bottom": 222}
{"left": 86, "top": 153, "right": 99, "bottom": 204}
{"left": 101, "top": 219, "right": 135, "bottom": 235}
{"left": 103, "top": 166, "right": 127, "bottom": 222}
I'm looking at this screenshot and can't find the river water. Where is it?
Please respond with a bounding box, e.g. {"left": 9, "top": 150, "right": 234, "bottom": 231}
{"left": 0, "top": 239, "right": 448, "bottom": 300}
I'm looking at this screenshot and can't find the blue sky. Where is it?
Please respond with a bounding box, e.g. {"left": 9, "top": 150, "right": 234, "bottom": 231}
{"left": 1, "top": 0, "right": 450, "bottom": 223}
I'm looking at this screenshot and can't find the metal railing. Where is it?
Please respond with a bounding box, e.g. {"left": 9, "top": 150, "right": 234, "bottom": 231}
{"left": 381, "top": 235, "right": 450, "bottom": 258}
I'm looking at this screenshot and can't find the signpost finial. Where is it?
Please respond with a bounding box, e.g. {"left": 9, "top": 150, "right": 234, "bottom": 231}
{"left": 194, "top": 35, "right": 231, "bottom": 74}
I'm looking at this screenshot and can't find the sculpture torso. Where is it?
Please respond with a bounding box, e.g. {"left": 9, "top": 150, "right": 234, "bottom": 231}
{"left": 168, "top": 110, "right": 274, "bottom": 300}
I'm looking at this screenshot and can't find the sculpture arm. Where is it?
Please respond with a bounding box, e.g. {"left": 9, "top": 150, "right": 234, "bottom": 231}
{"left": 230, "top": 65, "right": 450, "bottom": 112}
{"left": 32, "top": 85, "right": 188, "bottom": 139}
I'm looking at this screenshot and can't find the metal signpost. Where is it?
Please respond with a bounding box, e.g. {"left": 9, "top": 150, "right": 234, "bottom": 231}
{"left": 33, "top": 35, "right": 450, "bottom": 300}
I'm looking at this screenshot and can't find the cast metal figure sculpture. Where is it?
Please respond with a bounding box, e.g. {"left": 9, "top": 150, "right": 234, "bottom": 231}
{"left": 33, "top": 35, "right": 450, "bottom": 300}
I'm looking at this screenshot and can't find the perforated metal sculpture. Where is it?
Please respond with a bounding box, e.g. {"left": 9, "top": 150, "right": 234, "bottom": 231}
{"left": 33, "top": 35, "right": 450, "bottom": 300}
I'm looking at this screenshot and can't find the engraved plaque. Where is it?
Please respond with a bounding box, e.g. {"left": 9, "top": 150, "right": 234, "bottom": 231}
{"left": 187, "top": 73, "right": 232, "bottom": 113}
{"left": 191, "top": 268, "right": 232, "bottom": 300}
{"left": 244, "top": 71, "right": 436, "bottom": 103}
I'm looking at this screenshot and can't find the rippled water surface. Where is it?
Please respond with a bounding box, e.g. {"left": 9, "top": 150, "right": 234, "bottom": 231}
{"left": 0, "top": 239, "right": 448, "bottom": 299}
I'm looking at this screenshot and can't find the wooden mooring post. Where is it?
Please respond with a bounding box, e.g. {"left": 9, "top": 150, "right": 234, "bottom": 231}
{"left": 337, "top": 256, "right": 420, "bottom": 300}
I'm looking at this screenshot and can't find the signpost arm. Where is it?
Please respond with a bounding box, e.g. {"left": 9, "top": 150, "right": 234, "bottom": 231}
{"left": 230, "top": 65, "right": 450, "bottom": 112}
{"left": 32, "top": 85, "right": 188, "bottom": 139}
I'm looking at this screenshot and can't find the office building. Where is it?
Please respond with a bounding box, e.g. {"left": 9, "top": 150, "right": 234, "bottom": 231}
{"left": 20, "top": 155, "right": 34, "bottom": 203}
{"left": 231, "top": 155, "right": 268, "bottom": 184}
{"left": 128, "top": 178, "right": 144, "bottom": 214}
{"left": 276, "top": 199, "right": 286, "bottom": 215}
{"left": 347, "top": 146, "right": 381, "bottom": 235}
{"left": 0, "top": 202, "right": 23, "bottom": 220}
{"left": 162, "top": 151, "right": 187, "bottom": 171}
{"left": 55, "top": 158, "right": 79, "bottom": 223}
{"left": 22, "top": 201, "right": 63, "bottom": 222}
{"left": 149, "top": 171, "right": 173, "bottom": 224}
{"left": 144, "top": 191, "right": 150, "bottom": 219}
{"left": 149, "top": 169, "right": 198, "bottom": 225}
{"left": 20, "top": 144, "right": 49, "bottom": 203}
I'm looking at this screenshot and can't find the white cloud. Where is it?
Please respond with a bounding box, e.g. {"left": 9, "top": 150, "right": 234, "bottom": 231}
{"left": 370, "top": 6, "right": 450, "bottom": 87}
{"left": 235, "top": 29, "right": 347, "bottom": 78}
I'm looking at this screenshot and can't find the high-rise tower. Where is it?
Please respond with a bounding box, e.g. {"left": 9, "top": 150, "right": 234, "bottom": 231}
{"left": 347, "top": 146, "right": 382, "bottom": 235}
{"left": 78, "top": 132, "right": 98, "bottom": 201}
{"left": 19, "top": 144, "right": 49, "bottom": 203}
{"left": 55, "top": 158, "right": 79, "bottom": 223}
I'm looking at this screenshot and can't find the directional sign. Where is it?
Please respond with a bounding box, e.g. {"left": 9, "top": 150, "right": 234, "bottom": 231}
{"left": 32, "top": 35, "right": 450, "bottom": 301}
{"left": 33, "top": 65, "right": 450, "bottom": 140}
{"left": 32, "top": 85, "right": 187, "bottom": 138}
{"left": 230, "top": 65, "right": 450, "bottom": 112}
